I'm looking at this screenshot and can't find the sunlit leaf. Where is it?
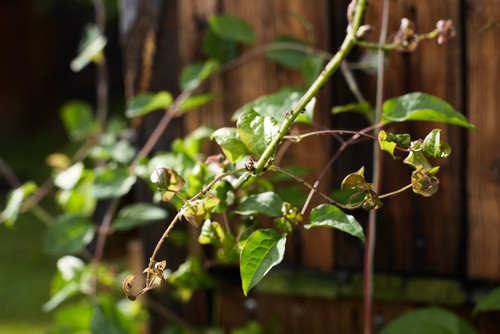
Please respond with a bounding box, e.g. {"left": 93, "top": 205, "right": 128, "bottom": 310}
{"left": 211, "top": 127, "right": 251, "bottom": 163}
{"left": 341, "top": 166, "right": 368, "bottom": 191}
{"left": 422, "top": 129, "right": 451, "bottom": 158}
{"left": 172, "top": 126, "right": 214, "bottom": 159}
{"left": 208, "top": 15, "right": 256, "bottom": 44}
{"left": 404, "top": 141, "right": 432, "bottom": 170}
{"left": 1, "top": 182, "right": 37, "bottom": 227}
{"left": 380, "top": 307, "right": 477, "bottom": 334}
{"left": 235, "top": 191, "right": 283, "bottom": 217}
{"left": 411, "top": 165, "right": 440, "bottom": 197}
{"left": 70, "top": 24, "right": 107, "bottom": 72}
{"left": 382, "top": 92, "right": 476, "bottom": 129}
{"left": 60, "top": 101, "right": 97, "bottom": 141}
{"left": 180, "top": 60, "right": 220, "bottom": 90}
{"left": 474, "top": 286, "right": 500, "bottom": 315}
{"left": 237, "top": 109, "right": 279, "bottom": 159}
{"left": 240, "top": 229, "right": 286, "bottom": 296}
{"left": 266, "top": 36, "right": 308, "bottom": 69}
{"left": 54, "top": 162, "right": 84, "bottom": 190}
{"left": 306, "top": 204, "right": 365, "bottom": 242}
{"left": 234, "top": 87, "right": 315, "bottom": 124}
{"left": 332, "top": 101, "right": 374, "bottom": 119}
{"left": 112, "top": 203, "right": 168, "bottom": 231}
{"left": 44, "top": 214, "right": 95, "bottom": 256}
{"left": 92, "top": 165, "right": 137, "bottom": 199}
{"left": 183, "top": 196, "right": 220, "bottom": 227}
{"left": 126, "top": 91, "right": 173, "bottom": 118}
{"left": 56, "top": 169, "right": 96, "bottom": 216}
{"left": 378, "top": 130, "right": 411, "bottom": 159}
{"left": 52, "top": 303, "right": 93, "bottom": 332}
{"left": 150, "top": 165, "right": 186, "bottom": 201}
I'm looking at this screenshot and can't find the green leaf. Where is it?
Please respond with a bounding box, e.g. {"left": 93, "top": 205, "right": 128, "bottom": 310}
{"left": 112, "top": 203, "right": 168, "bottom": 231}
{"left": 44, "top": 214, "right": 95, "bottom": 256}
{"left": 234, "top": 87, "right": 315, "bottom": 124}
{"left": 52, "top": 303, "right": 93, "bottom": 332}
{"left": 237, "top": 109, "right": 279, "bottom": 158}
{"left": 380, "top": 307, "right": 477, "bottom": 334}
{"left": 203, "top": 28, "right": 238, "bottom": 62}
{"left": 240, "top": 229, "right": 286, "bottom": 296}
{"left": 70, "top": 24, "right": 107, "bottom": 72}
{"left": 411, "top": 165, "right": 440, "bottom": 197}
{"left": 126, "top": 91, "right": 173, "bottom": 118}
{"left": 56, "top": 169, "right": 96, "bottom": 216}
{"left": 422, "top": 129, "right": 451, "bottom": 158}
{"left": 91, "top": 297, "right": 133, "bottom": 334}
{"left": 172, "top": 126, "right": 214, "bottom": 159}
{"left": 1, "top": 182, "right": 37, "bottom": 227}
{"left": 341, "top": 166, "right": 369, "bottom": 191}
{"left": 180, "top": 60, "right": 220, "bottom": 90}
{"left": 179, "top": 93, "right": 219, "bottom": 112}
{"left": 474, "top": 286, "right": 500, "bottom": 314}
{"left": 306, "top": 204, "right": 365, "bottom": 242}
{"left": 168, "top": 256, "right": 214, "bottom": 293}
{"left": 302, "top": 55, "right": 325, "bottom": 86}
{"left": 54, "top": 162, "right": 84, "bottom": 190}
{"left": 92, "top": 165, "right": 137, "bottom": 199}
{"left": 404, "top": 141, "right": 432, "bottom": 170}
{"left": 332, "top": 101, "right": 374, "bottom": 119}
{"left": 378, "top": 130, "right": 411, "bottom": 159}
{"left": 382, "top": 92, "right": 476, "bottom": 129}
{"left": 266, "top": 36, "right": 308, "bottom": 69}
{"left": 235, "top": 191, "right": 283, "bottom": 217}
{"left": 60, "top": 101, "right": 97, "bottom": 141}
{"left": 212, "top": 127, "right": 251, "bottom": 163}
{"left": 208, "top": 15, "right": 256, "bottom": 44}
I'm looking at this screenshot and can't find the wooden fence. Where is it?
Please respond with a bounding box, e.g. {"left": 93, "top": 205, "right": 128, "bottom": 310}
{"left": 125, "top": 0, "right": 500, "bottom": 332}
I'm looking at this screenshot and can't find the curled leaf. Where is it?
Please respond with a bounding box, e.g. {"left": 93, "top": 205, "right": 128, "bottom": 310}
{"left": 422, "top": 129, "right": 451, "bottom": 158}
{"left": 341, "top": 167, "right": 369, "bottom": 191}
{"left": 378, "top": 130, "right": 411, "bottom": 159}
{"left": 150, "top": 165, "right": 186, "bottom": 201}
{"left": 183, "top": 196, "right": 220, "bottom": 227}
{"left": 122, "top": 275, "right": 137, "bottom": 301}
{"left": 411, "top": 165, "right": 440, "bottom": 197}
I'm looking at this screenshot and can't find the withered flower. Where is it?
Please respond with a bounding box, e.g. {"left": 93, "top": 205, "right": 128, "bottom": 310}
{"left": 436, "top": 20, "right": 455, "bottom": 45}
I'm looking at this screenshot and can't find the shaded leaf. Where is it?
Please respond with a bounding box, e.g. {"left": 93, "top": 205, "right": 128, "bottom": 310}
{"left": 341, "top": 167, "right": 368, "bottom": 191}
{"left": 382, "top": 92, "right": 476, "bottom": 129}
{"left": 234, "top": 87, "right": 315, "bottom": 124}
{"left": 235, "top": 191, "right": 283, "bottom": 217}
{"left": 240, "top": 229, "right": 286, "bottom": 296}
{"left": 302, "top": 55, "right": 325, "bottom": 86}
{"left": 92, "top": 165, "right": 137, "bottom": 199}
{"left": 180, "top": 60, "right": 220, "bottom": 90}
{"left": 179, "top": 93, "right": 219, "bottom": 112}
{"left": 211, "top": 127, "right": 251, "bottom": 163}
{"left": 112, "top": 203, "right": 168, "bottom": 231}
{"left": 306, "top": 204, "right": 365, "bottom": 242}
{"left": 266, "top": 36, "right": 308, "bottom": 69}
{"left": 60, "top": 101, "right": 97, "bottom": 141}
{"left": 208, "top": 15, "right": 256, "bottom": 44}
{"left": 91, "top": 297, "right": 133, "bottom": 334}
{"left": 203, "top": 28, "right": 238, "bottom": 62}
{"left": 126, "top": 91, "right": 173, "bottom": 118}
{"left": 380, "top": 307, "right": 477, "bottom": 334}
{"left": 1, "top": 181, "right": 37, "bottom": 227}
{"left": 70, "top": 24, "right": 107, "bottom": 72}
{"left": 168, "top": 256, "right": 214, "bottom": 301}
{"left": 44, "top": 214, "right": 95, "bottom": 256}
{"left": 422, "top": 129, "right": 451, "bottom": 158}
{"left": 332, "top": 101, "right": 374, "bottom": 119}
{"left": 237, "top": 109, "right": 279, "bottom": 159}
{"left": 404, "top": 141, "right": 432, "bottom": 169}
{"left": 474, "top": 286, "right": 500, "bottom": 314}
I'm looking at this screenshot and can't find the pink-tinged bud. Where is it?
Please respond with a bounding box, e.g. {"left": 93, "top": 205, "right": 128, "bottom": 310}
{"left": 436, "top": 20, "right": 455, "bottom": 45}
{"left": 393, "top": 18, "right": 419, "bottom": 52}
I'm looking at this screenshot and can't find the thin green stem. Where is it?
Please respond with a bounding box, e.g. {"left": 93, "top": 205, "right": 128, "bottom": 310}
{"left": 190, "top": 168, "right": 247, "bottom": 202}
{"left": 233, "top": 0, "right": 369, "bottom": 188}
{"left": 378, "top": 183, "right": 413, "bottom": 199}
{"left": 355, "top": 29, "right": 440, "bottom": 51}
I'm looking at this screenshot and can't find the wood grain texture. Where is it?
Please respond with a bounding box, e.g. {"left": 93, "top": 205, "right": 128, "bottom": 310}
{"left": 466, "top": 0, "right": 500, "bottom": 279}
{"left": 179, "top": 0, "right": 334, "bottom": 270}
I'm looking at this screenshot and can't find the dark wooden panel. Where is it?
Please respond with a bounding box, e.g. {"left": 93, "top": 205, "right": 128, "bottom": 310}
{"left": 466, "top": 0, "right": 500, "bottom": 280}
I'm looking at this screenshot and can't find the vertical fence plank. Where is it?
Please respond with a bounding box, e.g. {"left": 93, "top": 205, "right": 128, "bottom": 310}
{"left": 466, "top": 1, "right": 500, "bottom": 279}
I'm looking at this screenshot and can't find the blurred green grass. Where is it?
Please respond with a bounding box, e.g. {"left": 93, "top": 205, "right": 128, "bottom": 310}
{"left": 0, "top": 211, "right": 57, "bottom": 333}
